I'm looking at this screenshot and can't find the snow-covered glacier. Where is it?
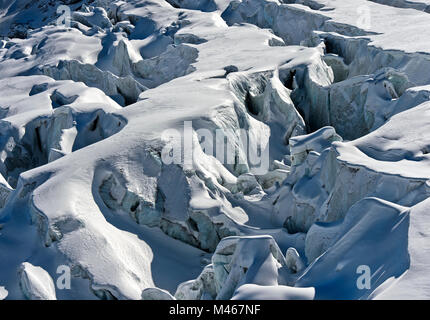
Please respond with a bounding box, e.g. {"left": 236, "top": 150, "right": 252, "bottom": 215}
{"left": 1, "top": 0, "right": 430, "bottom": 300}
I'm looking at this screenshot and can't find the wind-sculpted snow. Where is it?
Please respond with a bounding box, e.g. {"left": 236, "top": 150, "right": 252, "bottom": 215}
{"left": 296, "top": 197, "right": 410, "bottom": 299}
{"left": 1, "top": 0, "right": 430, "bottom": 300}
{"left": 0, "top": 76, "right": 125, "bottom": 188}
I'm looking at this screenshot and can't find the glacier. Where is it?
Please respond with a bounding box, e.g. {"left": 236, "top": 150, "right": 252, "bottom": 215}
{"left": 1, "top": 0, "right": 430, "bottom": 300}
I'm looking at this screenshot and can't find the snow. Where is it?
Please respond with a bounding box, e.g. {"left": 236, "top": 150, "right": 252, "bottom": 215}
{"left": 141, "top": 287, "right": 175, "bottom": 300}
{"left": 296, "top": 197, "right": 409, "bottom": 299}
{"left": 18, "top": 262, "right": 57, "bottom": 300}
{"left": 313, "top": 0, "right": 430, "bottom": 53}
{"left": 175, "top": 264, "right": 217, "bottom": 300}
{"left": 232, "top": 284, "right": 315, "bottom": 300}
{"left": 1, "top": 0, "right": 430, "bottom": 300}
{"left": 372, "top": 197, "right": 430, "bottom": 299}
{"left": 0, "top": 286, "right": 8, "bottom": 300}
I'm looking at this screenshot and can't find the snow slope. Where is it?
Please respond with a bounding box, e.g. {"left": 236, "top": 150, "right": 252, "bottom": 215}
{"left": 1, "top": 0, "right": 430, "bottom": 300}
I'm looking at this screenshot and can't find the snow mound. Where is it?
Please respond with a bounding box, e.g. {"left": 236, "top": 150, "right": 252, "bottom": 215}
{"left": 18, "top": 262, "right": 57, "bottom": 300}
{"left": 0, "top": 286, "right": 8, "bottom": 300}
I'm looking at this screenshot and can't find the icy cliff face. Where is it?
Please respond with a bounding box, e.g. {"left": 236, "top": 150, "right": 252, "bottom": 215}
{"left": 1, "top": 0, "right": 430, "bottom": 300}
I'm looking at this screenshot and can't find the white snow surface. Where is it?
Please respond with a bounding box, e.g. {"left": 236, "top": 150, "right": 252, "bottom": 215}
{"left": 0, "top": 0, "right": 430, "bottom": 300}
{"left": 0, "top": 286, "right": 8, "bottom": 300}
{"left": 18, "top": 262, "right": 57, "bottom": 300}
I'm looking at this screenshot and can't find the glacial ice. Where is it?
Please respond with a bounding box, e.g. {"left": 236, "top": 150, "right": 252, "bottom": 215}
{"left": 210, "top": 235, "right": 292, "bottom": 300}
{"left": 141, "top": 287, "right": 175, "bottom": 300}
{"left": 175, "top": 264, "right": 217, "bottom": 300}
{"left": 296, "top": 197, "right": 410, "bottom": 299}
{"left": 1, "top": 0, "right": 430, "bottom": 300}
